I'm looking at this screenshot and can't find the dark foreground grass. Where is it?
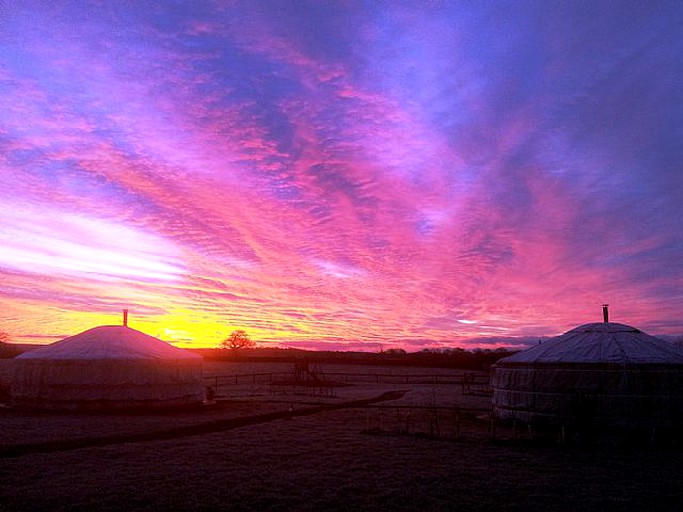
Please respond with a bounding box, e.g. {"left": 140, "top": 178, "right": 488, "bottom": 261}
{"left": 2, "top": 362, "right": 683, "bottom": 511}
{"left": 0, "top": 391, "right": 406, "bottom": 458}
{"left": 3, "top": 403, "right": 683, "bottom": 511}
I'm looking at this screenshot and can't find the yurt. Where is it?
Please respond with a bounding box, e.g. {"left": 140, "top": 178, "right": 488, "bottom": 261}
{"left": 12, "top": 321, "right": 204, "bottom": 411}
{"left": 491, "top": 308, "right": 683, "bottom": 430}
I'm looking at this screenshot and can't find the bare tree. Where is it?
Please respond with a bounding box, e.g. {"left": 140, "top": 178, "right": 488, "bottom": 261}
{"left": 219, "top": 329, "right": 255, "bottom": 350}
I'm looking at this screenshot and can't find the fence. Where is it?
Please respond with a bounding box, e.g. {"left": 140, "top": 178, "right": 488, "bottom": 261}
{"left": 203, "top": 371, "right": 491, "bottom": 395}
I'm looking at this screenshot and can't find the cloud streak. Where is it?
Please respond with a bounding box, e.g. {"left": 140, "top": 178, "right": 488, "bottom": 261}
{"left": 1, "top": 1, "right": 682, "bottom": 349}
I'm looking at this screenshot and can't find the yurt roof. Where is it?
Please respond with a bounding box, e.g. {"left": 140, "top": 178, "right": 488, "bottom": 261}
{"left": 498, "top": 322, "right": 683, "bottom": 365}
{"left": 16, "top": 325, "right": 201, "bottom": 360}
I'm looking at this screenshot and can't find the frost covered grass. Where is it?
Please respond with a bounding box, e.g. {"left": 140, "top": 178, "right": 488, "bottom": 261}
{"left": 2, "top": 361, "right": 683, "bottom": 511}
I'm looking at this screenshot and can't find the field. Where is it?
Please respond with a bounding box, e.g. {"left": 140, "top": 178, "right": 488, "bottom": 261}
{"left": 2, "top": 359, "right": 683, "bottom": 511}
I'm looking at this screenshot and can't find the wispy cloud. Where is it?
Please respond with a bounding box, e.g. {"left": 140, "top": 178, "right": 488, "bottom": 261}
{"left": 1, "top": 1, "right": 682, "bottom": 348}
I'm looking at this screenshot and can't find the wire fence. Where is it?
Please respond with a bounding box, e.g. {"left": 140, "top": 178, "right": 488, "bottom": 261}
{"left": 203, "top": 371, "right": 492, "bottom": 395}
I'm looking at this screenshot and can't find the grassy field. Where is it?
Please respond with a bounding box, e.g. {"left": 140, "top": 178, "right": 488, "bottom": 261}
{"left": 2, "top": 359, "right": 683, "bottom": 511}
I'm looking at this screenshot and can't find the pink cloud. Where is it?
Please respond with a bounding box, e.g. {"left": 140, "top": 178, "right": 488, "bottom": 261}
{"left": 1, "top": 2, "right": 681, "bottom": 349}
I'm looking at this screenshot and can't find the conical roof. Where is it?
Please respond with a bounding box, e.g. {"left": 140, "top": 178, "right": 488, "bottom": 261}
{"left": 499, "top": 322, "right": 683, "bottom": 365}
{"left": 16, "top": 325, "right": 200, "bottom": 360}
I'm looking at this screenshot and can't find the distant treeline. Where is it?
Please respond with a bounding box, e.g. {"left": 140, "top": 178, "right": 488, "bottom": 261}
{"left": 0, "top": 342, "right": 21, "bottom": 358}
{"left": 195, "top": 346, "right": 518, "bottom": 370}
{"left": 1, "top": 342, "right": 518, "bottom": 370}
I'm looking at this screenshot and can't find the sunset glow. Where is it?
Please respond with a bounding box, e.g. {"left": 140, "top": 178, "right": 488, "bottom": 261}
{"left": 1, "top": 2, "right": 682, "bottom": 350}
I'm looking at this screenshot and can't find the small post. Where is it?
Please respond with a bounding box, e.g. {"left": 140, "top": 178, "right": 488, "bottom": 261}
{"left": 123, "top": 309, "right": 129, "bottom": 326}
{"left": 602, "top": 304, "right": 609, "bottom": 323}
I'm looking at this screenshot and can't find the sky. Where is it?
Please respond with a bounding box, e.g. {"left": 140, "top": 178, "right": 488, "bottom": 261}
{"left": 1, "top": 1, "right": 682, "bottom": 351}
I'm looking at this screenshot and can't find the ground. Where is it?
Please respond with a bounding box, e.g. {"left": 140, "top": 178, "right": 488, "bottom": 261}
{"left": 1, "top": 360, "right": 683, "bottom": 511}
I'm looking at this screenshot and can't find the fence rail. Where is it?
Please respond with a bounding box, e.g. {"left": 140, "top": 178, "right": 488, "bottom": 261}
{"left": 203, "top": 371, "right": 491, "bottom": 394}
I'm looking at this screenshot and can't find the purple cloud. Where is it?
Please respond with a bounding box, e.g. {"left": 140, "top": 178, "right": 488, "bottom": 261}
{"left": 1, "top": 1, "right": 682, "bottom": 348}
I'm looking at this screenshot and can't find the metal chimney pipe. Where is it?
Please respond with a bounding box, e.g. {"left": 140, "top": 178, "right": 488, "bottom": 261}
{"left": 123, "top": 309, "right": 129, "bottom": 327}
{"left": 602, "top": 304, "right": 609, "bottom": 323}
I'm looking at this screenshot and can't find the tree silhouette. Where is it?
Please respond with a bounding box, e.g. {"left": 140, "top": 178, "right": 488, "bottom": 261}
{"left": 0, "top": 331, "right": 19, "bottom": 358}
{"left": 219, "top": 329, "right": 255, "bottom": 350}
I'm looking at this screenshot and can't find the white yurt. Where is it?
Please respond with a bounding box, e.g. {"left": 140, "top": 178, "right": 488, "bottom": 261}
{"left": 12, "top": 319, "right": 204, "bottom": 411}
{"left": 491, "top": 308, "right": 683, "bottom": 429}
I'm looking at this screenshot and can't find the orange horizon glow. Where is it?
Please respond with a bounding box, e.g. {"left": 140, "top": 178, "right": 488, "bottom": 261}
{"left": 3, "top": 300, "right": 676, "bottom": 353}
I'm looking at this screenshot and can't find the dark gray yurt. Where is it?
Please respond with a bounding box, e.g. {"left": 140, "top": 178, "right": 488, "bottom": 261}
{"left": 491, "top": 310, "right": 683, "bottom": 430}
